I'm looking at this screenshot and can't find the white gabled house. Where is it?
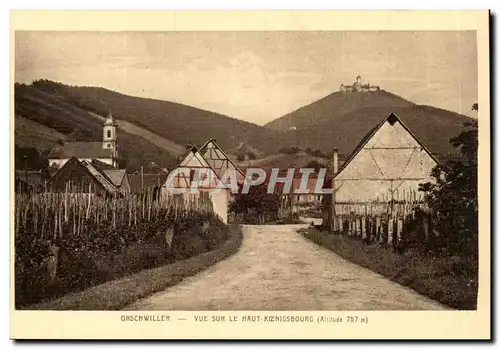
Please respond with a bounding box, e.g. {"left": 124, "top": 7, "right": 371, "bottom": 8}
{"left": 322, "top": 112, "right": 440, "bottom": 230}
{"left": 160, "top": 145, "right": 229, "bottom": 223}
{"left": 332, "top": 112, "right": 439, "bottom": 203}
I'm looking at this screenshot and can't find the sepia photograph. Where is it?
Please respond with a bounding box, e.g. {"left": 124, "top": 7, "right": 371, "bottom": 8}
{"left": 9, "top": 10, "right": 490, "bottom": 340}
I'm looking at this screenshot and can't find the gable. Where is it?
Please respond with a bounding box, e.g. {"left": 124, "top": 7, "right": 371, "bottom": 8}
{"left": 200, "top": 140, "right": 245, "bottom": 183}
{"left": 364, "top": 118, "right": 421, "bottom": 149}
{"left": 179, "top": 149, "right": 212, "bottom": 168}
{"left": 336, "top": 116, "right": 438, "bottom": 181}
{"left": 104, "top": 169, "right": 127, "bottom": 187}
{"left": 47, "top": 157, "right": 117, "bottom": 193}
{"left": 164, "top": 148, "right": 222, "bottom": 189}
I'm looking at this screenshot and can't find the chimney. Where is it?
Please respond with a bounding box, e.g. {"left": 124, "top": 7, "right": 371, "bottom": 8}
{"left": 332, "top": 148, "right": 339, "bottom": 175}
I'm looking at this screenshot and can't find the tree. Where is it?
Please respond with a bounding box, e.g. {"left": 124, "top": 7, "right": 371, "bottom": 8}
{"left": 312, "top": 149, "right": 327, "bottom": 158}
{"left": 278, "top": 146, "right": 301, "bottom": 155}
{"left": 15, "top": 145, "right": 48, "bottom": 171}
{"left": 419, "top": 104, "right": 478, "bottom": 256}
{"left": 306, "top": 160, "right": 325, "bottom": 173}
{"left": 229, "top": 184, "right": 280, "bottom": 224}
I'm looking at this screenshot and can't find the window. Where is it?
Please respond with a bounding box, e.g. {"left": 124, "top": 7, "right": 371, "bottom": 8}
{"left": 297, "top": 195, "right": 301, "bottom": 202}
{"left": 107, "top": 143, "right": 111, "bottom": 148}
{"left": 107, "top": 130, "right": 112, "bottom": 138}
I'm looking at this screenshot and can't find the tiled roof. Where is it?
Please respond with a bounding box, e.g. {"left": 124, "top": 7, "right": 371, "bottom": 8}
{"left": 48, "top": 142, "right": 114, "bottom": 159}
{"left": 80, "top": 160, "right": 119, "bottom": 194}
{"left": 90, "top": 158, "right": 116, "bottom": 170}
{"left": 46, "top": 157, "right": 119, "bottom": 195}
{"left": 103, "top": 169, "right": 127, "bottom": 187}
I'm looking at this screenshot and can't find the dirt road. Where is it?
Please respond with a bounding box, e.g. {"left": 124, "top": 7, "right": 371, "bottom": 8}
{"left": 125, "top": 224, "right": 447, "bottom": 310}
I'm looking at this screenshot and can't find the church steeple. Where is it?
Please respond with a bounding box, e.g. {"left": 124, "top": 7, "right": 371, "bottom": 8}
{"left": 102, "top": 111, "right": 118, "bottom": 167}
{"left": 104, "top": 111, "right": 117, "bottom": 126}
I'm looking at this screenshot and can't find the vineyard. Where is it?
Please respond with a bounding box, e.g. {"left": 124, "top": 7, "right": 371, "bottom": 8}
{"left": 15, "top": 188, "right": 221, "bottom": 308}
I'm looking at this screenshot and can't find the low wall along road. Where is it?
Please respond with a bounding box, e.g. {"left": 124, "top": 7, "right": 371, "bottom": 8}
{"left": 126, "top": 224, "right": 447, "bottom": 310}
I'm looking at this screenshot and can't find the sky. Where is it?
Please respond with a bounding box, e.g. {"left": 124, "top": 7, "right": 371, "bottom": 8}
{"left": 15, "top": 31, "right": 478, "bottom": 125}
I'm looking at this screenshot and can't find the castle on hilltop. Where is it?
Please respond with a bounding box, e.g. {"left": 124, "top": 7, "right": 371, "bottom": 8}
{"left": 340, "top": 75, "right": 380, "bottom": 93}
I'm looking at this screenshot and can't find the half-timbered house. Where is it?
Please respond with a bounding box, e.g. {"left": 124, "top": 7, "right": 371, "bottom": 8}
{"left": 160, "top": 145, "right": 229, "bottom": 223}
{"left": 323, "top": 112, "right": 439, "bottom": 230}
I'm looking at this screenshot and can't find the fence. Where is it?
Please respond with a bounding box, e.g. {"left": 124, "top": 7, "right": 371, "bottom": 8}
{"left": 15, "top": 185, "right": 216, "bottom": 308}
{"left": 15, "top": 186, "right": 214, "bottom": 240}
{"left": 323, "top": 190, "right": 434, "bottom": 251}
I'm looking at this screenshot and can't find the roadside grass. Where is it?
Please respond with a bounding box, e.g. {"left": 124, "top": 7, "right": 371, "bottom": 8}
{"left": 24, "top": 224, "right": 243, "bottom": 310}
{"left": 299, "top": 227, "right": 478, "bottom": 310}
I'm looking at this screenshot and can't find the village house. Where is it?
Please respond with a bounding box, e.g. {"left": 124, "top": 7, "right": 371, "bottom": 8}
{"left": 48, "top": 112, "right": 119, "bottom": 168}
{"left": 323, "top": 112, "right": 439, "bottom": 230}
{"left": 271, "top": 169, "right": 330, "bottom": 219}
{"left": 160, "top": 145, "right": 229, "bottom": 223}
{"left": 46, "top": 156, "right": 121, "bottom": 195}
{"left": 290, "top": 173, "right": 324, "bottom": 207}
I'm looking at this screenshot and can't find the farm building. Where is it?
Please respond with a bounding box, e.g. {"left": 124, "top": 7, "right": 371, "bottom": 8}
{"left": 48, "top": 112, "right": 119, "bottom": 169}
{"left": 160, "top": 145, "right": 229, "bottom": 223}
{"left": 46, "top": 156, "right": 121, "bottom": 195}
{"left": 290, "top": 172, "right": 324, "bottom": 206}
{"left": 199, "top": 138, "right": 245, "bottom": 185}
{"left": 323, "top": 112, "right": 439, "bottom": 230}
{"left": 273, "top": 170, "right": 329, "bottom": 218}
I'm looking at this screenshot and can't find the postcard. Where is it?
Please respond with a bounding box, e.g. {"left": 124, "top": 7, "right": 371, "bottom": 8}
{"left": 10, "top": 10, "right": 490, "bottom": 340}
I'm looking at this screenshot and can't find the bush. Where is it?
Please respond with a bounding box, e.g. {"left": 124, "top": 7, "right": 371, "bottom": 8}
{"left": 15, "top": 213, "right": 226, "bottom": 308}
{"left": 25, "top": 223, "right": 242, "bottom": 310}
{"left": 278, "top": 146, "right": 301, "bottom": 155}
{"left": 229, "top": 184, "right": 280, "bottom": 224}
{"left": 419, "top": 118, "right": 478, "bottom": 256}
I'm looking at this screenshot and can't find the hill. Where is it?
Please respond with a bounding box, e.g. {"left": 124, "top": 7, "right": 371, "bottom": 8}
{"left": 227, "top": 142, "right": 265, "bottom": 161}
{"left": 15, "top": 115, "right": 67, "bottom": 150}
{"left": 29, "top": 80, "right": 287, "bottom": 155}
{"left": 237, "top": 152, "right": 328, "bottom": 171}
{"left": 265, "top": 90, "right": 473, "bottom": 161}
{"left": 87, "top": 112, "right": 186, "bottom": 157}
{"left": 14, "top": 83, "right": 179, "bottom": 171}
{"left": 15, "top": 80, "right": 473, "bottom": 172}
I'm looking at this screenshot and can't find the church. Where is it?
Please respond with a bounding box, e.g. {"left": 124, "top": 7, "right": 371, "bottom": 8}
{"left": 48, "top": 113, "right": 119, "bottom": 169}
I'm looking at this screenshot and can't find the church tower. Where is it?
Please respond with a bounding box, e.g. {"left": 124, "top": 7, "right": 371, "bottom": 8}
{"left": 103, "top": 112, "right": 118, "bottom": 166}
{"left": 353, "top": 75, "right": 362, "bottom": 91}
